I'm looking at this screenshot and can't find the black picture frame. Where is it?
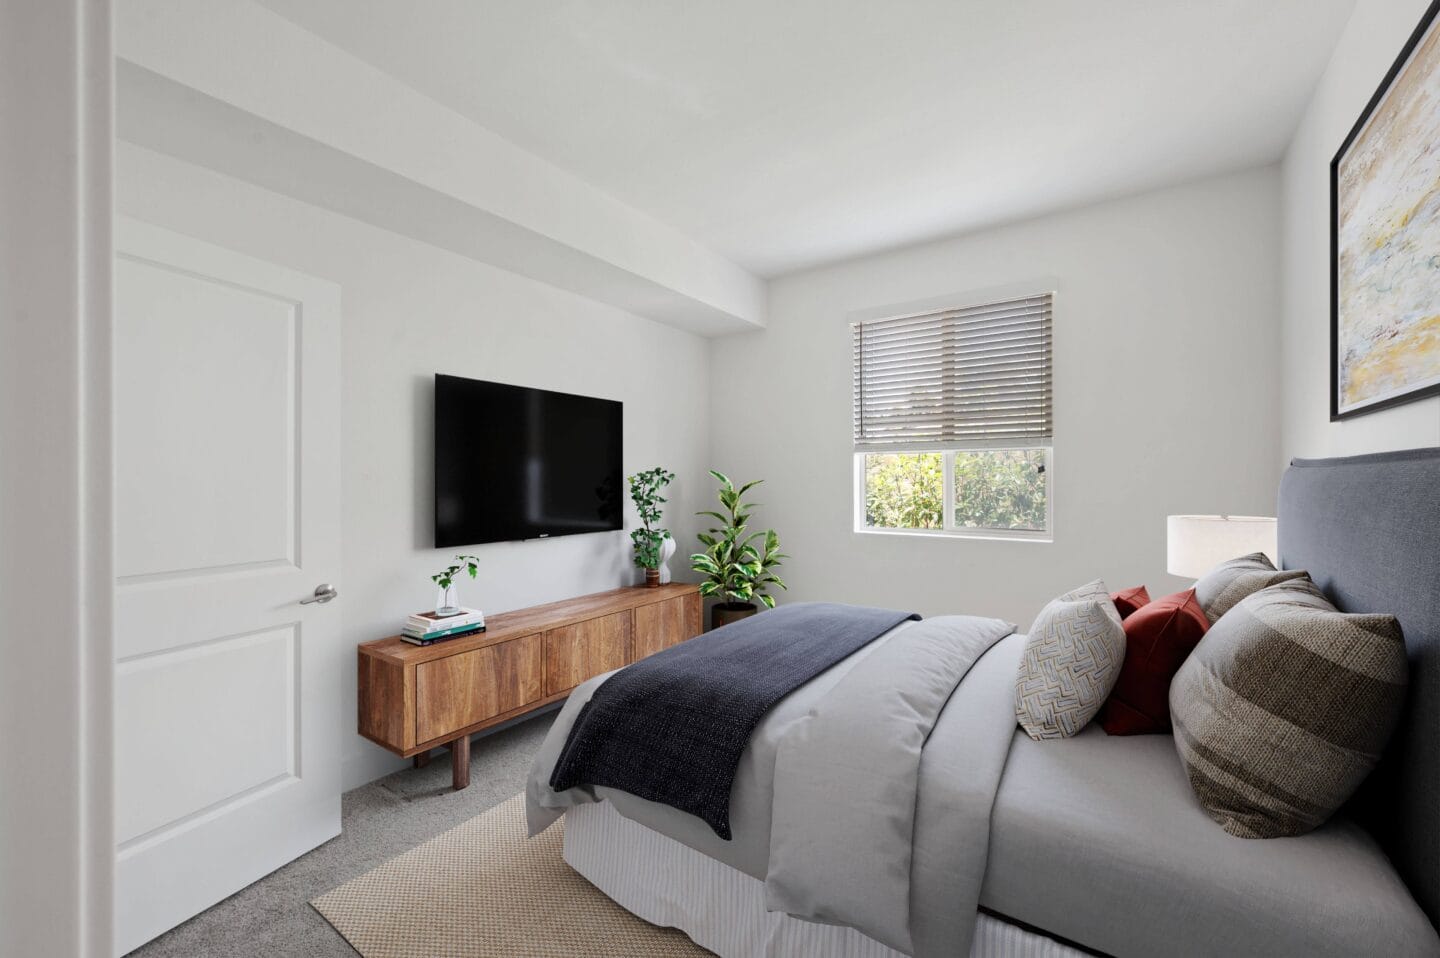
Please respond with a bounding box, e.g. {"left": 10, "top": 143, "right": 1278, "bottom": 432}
{"left": 1330, "top": 0, "right": 1440, "bottom": 421}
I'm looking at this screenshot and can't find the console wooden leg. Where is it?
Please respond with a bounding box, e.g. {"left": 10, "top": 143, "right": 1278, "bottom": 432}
{"left": 412, "top": 749, "right": 431, "bottom": 769}
{"left": 451, "top": 735, "right": 470, "bottom": 790}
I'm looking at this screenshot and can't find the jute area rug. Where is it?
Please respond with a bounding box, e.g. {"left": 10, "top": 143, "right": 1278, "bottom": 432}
{"left": 311, "top": 794, "right": 713, "bottom": 957}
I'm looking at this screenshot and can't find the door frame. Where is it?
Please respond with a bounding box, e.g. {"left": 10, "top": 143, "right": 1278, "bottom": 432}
{"left": 0, "top": 2, "right": 116, "bottom": 956}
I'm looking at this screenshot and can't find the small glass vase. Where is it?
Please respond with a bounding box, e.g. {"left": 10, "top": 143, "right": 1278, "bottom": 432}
{"left": 435, "top": 583, "right": 461, "bottom": 616}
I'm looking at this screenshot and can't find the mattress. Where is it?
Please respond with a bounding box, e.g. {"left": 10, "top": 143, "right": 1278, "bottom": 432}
{"left": 981, "top": 725, "right": 1440, "bottom": 957}
{"left": 564, "top": 799, "right": 1091, "bottom": 958}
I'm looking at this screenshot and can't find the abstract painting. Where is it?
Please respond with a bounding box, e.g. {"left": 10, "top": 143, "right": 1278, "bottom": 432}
{"left": 1332, "top": 0, "right": 1440, "bottom": 420}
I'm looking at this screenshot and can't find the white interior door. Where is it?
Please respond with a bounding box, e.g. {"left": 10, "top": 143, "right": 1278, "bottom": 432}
{"left": 112, "top": 219, "right": 342, "bottom": 955}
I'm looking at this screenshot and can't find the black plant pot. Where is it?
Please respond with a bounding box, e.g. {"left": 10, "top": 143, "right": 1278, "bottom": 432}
{"left": 711, "top": 601, "right": 759, "bottom": 631}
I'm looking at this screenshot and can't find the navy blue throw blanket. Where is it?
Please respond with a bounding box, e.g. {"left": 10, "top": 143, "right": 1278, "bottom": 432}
{"left": 548, "top": 602, "right": 920, "bottom": 839}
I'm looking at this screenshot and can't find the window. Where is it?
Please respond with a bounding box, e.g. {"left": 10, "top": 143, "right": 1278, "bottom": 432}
{"left": 852, "top": 293, "right": 1053, "bottom": 540}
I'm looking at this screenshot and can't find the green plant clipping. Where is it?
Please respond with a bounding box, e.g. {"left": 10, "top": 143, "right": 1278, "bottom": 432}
{"left": 690, "top": 470, "right": 788, "bottom": 609}
{"left": 628, "top": 467, "right": 675, "bottom": 570}
{"left": 432, "top": 554, "right": 481, "bottom": 590}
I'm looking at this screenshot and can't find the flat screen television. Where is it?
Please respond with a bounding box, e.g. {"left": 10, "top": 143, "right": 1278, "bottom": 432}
{"left": 434, "top": 374, "right": 623, "bottom": 547}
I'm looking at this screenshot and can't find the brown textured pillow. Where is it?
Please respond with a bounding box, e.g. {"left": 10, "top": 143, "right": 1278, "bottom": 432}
{"left": 1170, "top": 579, "right": 1408, "bottom": 838}
{"left": 1192, "top": 552, "right": 1307, "bottom": 623}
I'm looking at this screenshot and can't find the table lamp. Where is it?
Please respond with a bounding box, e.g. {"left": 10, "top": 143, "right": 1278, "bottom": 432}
{"left": 1166, "top": 515, "right": 1278, "bottom": 579}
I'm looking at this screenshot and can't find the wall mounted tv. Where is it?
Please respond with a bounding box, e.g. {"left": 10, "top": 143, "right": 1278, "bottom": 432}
{"left": 434, "top": 374, "right": 623, "bottom": 548}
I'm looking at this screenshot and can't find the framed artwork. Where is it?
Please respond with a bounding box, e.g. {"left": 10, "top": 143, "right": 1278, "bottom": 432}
{"left": 1331, "top": 0, "right": 1440, "bottom": 420}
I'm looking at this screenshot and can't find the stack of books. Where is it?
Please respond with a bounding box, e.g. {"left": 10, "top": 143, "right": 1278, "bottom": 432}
{"left": 401, "top": 607, "right": 486, "bottom": 646}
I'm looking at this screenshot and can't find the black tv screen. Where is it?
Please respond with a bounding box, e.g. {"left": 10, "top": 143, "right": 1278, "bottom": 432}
{"left": 434, "top": 375, "right": 623, "bottom": 547}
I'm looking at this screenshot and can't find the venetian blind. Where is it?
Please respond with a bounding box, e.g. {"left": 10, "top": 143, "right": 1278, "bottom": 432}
{"left": 852, "top": 293, "right": 1053, "bottom": 449}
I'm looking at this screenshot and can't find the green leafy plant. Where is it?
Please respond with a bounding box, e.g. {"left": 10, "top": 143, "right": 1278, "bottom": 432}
{"left": 690, "top": 470, "right": 788, "bottom": 609}
{"left": 628, "top": 467, "right": 675, "bottom": 570}
{"left": 432, "top": 554, "right": 481, "bottom": 591}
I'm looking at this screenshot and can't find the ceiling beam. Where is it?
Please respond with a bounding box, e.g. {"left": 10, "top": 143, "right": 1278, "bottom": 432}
{"left": 116, "top": 0, "right": 765, "bottom": 336}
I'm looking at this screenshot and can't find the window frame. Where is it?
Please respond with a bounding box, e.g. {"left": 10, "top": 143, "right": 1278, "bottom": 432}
{"left": 849, "top": 283, "right": 1057, "bottom": 544}
{"left": 853, "top": 444, "right": 1054, "bottom": 542}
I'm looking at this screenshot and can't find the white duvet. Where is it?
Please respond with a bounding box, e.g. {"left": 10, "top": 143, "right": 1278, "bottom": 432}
{"left": 527, "top": 614, "right": 1021, "bottom": 958}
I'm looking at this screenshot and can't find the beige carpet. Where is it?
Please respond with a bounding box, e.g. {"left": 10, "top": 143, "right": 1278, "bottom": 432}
{"left": 312, "top": 794, "right": 713, "bottom": 957}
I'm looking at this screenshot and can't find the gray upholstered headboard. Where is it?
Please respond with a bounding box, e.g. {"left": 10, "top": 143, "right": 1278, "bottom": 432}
{"left": 1278, "top": 448, "right": 1440, "bottom": 929}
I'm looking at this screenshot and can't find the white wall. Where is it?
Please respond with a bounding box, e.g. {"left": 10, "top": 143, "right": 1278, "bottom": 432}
{"left": 710, "top": 167, "right": 1284, "bottom": 628}
{"left": 1282, "top": 0, "right": 1440, "bottom": 459}
{"left": 116, "top": 127, "right": 1294, "bottom": 787}
{"left": 117, "top": 144, "right": 713, "bottom": 789}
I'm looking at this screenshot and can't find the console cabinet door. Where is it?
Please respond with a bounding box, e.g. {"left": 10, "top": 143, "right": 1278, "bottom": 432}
{"left": 545, "top": 611, "right": 632, "bottom": 696}
{"left": 415, "top": 634, "right": 544, "bottom": 744}
{"left": 633, "top": 593, "right": 703, "bottom": 660}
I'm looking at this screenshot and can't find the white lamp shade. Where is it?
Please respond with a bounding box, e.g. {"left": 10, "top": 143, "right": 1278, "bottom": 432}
{"left": 1166, "top": 515, "right": 1277, "bottom": 579}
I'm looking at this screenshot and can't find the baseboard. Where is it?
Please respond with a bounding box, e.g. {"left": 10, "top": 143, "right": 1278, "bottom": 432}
{"left": 343, "top": 745, "right": 408, "bottom": 793}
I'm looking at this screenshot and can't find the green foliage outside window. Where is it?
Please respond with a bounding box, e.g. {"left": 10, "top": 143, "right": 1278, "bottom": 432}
{"left": 864, "top": 453, "right": 944, "bottom": 529}
{"left": 863, "top": 448, "right": 1047, "bottom": 532}
{"left": 952, "top": 448, "right": 1046, "bottom": 531}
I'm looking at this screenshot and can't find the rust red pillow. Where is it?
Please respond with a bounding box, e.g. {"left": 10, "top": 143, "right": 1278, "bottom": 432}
{"left": 1110, "top": 585, "right": 1151, "bottom": 620}
{"left": 1098, "top": 588, "right": 1208, "bottom": 735}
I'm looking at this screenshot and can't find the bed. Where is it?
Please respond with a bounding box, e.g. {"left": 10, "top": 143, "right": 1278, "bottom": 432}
{"left": 527, "top": 449, "right": 1440, "bottom": 957}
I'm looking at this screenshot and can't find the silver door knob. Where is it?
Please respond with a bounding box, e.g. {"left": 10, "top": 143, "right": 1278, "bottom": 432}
{"left": 300, "top": 583, "right": 338, "bottom": 605}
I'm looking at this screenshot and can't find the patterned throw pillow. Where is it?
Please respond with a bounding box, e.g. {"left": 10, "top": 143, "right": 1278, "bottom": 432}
{"left": 1015, "top": 580, "right": 1126, "bottom": 740}
{"left": 1170, "top": 579, "right": 1408, "bottom": 838}
{"left": 1192, "top": 552, "right": 1307, "bottom": 623}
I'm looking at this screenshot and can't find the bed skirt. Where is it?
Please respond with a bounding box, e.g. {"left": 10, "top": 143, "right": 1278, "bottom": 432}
{"left": 563, "top": 801, "right": 1089, "bottom": 958}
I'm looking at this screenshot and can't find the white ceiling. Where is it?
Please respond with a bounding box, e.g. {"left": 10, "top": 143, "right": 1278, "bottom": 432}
{"left": 255, "top": 0, "right": 1354, "bottom": 278}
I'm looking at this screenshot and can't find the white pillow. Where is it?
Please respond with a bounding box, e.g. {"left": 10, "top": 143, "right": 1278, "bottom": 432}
{"left": 1015, "top": 579, "right": 1125, "bottom": 739}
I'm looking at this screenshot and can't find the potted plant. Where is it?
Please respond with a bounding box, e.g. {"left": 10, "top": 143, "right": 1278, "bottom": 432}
{"left": 628, "top": 467, "right": 676, "bottom": 587}
{"left": 690, "top": 470, "right": 787, "bottom": 629}
{"left": 431, "top": 554, "right": 480, "bottom": 615}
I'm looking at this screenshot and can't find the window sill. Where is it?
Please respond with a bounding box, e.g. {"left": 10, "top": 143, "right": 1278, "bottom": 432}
{"left": 853, "top": 527, "right": 1053, "bottom": 544}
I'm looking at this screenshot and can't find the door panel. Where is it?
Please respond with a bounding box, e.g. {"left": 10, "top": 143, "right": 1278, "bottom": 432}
{"left": 116, "top": 625, "right": 297, "bottom": 845}
{"left": 544, "top": 612, "right": 632, "bottom": 696}
{"left": 633, "top": 593, "right": 702, "bottom": 659}
{"left": 113, "top": 220, "right": 341, "bottom": 956}
{"left": 415, "top": 635, "right": 544, "bottom": 744}
{"left": 114, "top": 261, "right": 295, "bottom": 578}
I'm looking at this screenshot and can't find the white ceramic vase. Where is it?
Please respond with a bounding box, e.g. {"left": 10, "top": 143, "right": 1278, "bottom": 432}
{"left": 656, "top": 535, "right": 677, "bottom": 584}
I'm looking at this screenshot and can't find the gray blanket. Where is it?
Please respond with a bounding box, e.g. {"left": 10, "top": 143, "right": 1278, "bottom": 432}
{"left": 528, "top": 614, "right": 1021, "bottom": 957}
